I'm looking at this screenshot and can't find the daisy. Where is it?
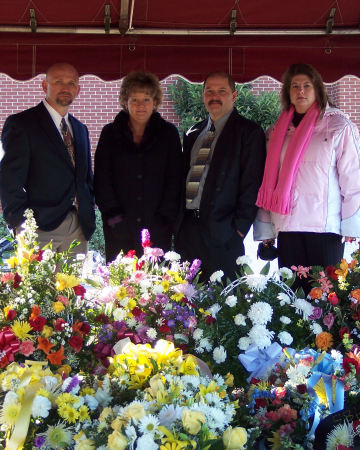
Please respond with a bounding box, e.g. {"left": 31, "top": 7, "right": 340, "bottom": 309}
{"left": 138, "top": 414, "right": 160, "bottom": 435}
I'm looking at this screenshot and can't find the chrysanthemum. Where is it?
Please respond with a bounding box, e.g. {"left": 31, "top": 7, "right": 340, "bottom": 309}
{"left": 238, "top": 336, "right": 251, "bottom": 350}
{"left": 247, "top": 302, "right": 273, "bottom": 325}
{"left": 213, "top": 346, "right": 227, "bottom": 364}
{"left": 310, "top": 323, "right": 323, "bottom": 335}
{"left": 11, "top": 320, "right": 33, "bottom": 341}
{"left": 293, "top": 298, "right": 314, "bottom": 319}
{"left": 32, "top": 395, "right": 51, "bottom": 418}
{"left": 43, "top": 422, "right": 73, "bottom": 449}
{"left": 225, "top": 295, "right": 237, "bottom": 307}
{"left": 277, "top": 292, "right": 291, "bottom": 305}
{"left": 58, "top": 404, "right": 80, "bottom": 423}
{"left": 277, "top": 331, "right": 293, "bottom": 346}
{"left": 326, "top": 421, "right": 355, "bottom": 449}
{"left": 78, "top": 405, "right": 90, "bottom": 422}
{"left": 192, "top": 328, "right": 203, "bottom": 341}
{"left": 146, "top": 328, "right": 157, "bottom": 340}
{"left": 164, "top": 251, "right": 181, "bottom": 261}
{"left": 136, "top": 434, "right": 158, "bottom": 450}
{"left": 286, "top": 364, "right": 311, "bottom": 385}
{"left": 158, "top": 404, "right": 183, "bottom": 428}
{"left": 138, "top": 414, "right": 160, "bottom": 435}
{"left": 248, "top": 325, "right": 274, "bottom": 349}
{"left": 0, "top": 402, "right": 21, "bottom": 425}
{"left": 209, "top": 270, "right": 224, "bottom": 283}
{"left": 245, "top": 274, "right": 268, "bottom": 292}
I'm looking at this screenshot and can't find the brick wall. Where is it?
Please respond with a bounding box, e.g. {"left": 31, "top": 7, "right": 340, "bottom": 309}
{"left": 0, "top": 73, "right": 359, "bottom": 159}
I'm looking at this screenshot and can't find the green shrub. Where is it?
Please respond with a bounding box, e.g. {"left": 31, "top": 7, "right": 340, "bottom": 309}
{"left": 89, "top": 208, "right": 105, "bottom": 256}
{"left": 168, "top": 77, "right": 281, "bottom": 136}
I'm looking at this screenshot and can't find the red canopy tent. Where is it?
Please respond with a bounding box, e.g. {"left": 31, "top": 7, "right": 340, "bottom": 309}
{"left": 0, "top": 0, "right": 359, "bottom": 82}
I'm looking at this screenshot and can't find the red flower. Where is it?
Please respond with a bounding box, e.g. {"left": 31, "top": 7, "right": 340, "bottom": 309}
{"left": 159, "top": 325, "right": 171, "bottom": 333}
{"left": 326, "top": 265, "right": 338, "bottom": 280}
{"left": 136, "top": 260, "right": 145, "bottom": 271}
{"left": 13, "top": 273, "right": 21, "bottom": 289}
{"left": 94, "top": 314, "right": 109, "bottom": 324}
{"left": 54, "top": 318, "right": 66, "bottom": 332}
{"left": 29, "top": 316, "right": 47, "bottom": 332}
{"left": 342, "top": 357, "right": 360, "bottom": 375}
{"left": 79, "top": 322, "right": 91, "bottom": 335}
{"left": 255, "top": 398, "right": 267, "bottom": 409}
{"left": 296, "top": 384, "right": 307, "bottom": 394}
{"left": 126, "top": 250, "right": 136, "bottom": 257}
{"left": 131, "top": 307, "right": 146, "bottom": 321}
{"left": 69, "top": 335, "right": 83, "bottom": 353}
{"left": 328, "top": 292, "right": 339, "bottom": 306}
{"left": 339, "top": 327, "right": 350, "bottom": 339}
{"left": 205, "top": 316, "right": 216, "bottom": 325}
{"left": 73, "top": 284, "right": 86, "bottom": 299}
{"left": 141, "top": 239, "right": 153, "bottom": 248}
{"left": 250, "top": 377, "right": 261, "bottom": 385}
{"left": 6, "top": 310, "right": 17, "bottom": 321}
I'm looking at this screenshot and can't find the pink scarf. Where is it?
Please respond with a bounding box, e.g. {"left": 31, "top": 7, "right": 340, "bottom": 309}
{"left": 256, "top": 102, "right": 320, "bottom": 215}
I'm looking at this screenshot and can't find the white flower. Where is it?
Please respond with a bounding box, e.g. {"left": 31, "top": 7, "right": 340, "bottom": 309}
{"left": 213, "top": 346, "right": 227, "bottom": 364}
{"left": 286, "top": 363, "right": 311, "bottom": 385}
{"left": 225, "top": 295, "right": 237, "bottom": 307}
{"left": 138, "top": 415, "right": 160, "bottom": 435}
{"left": 126, "top": 317, "right": 137, "bottom": 328}
{"left": 32, "top": 395, "right": 51, "bottom": 418}
{"left": 238, "top": 336, "right": 252, "bottom": 350}
{"left": 278, "top": 292, "right": 291, "bottom": 306}
{"left": 152, "top": 284, "right": 163, "bottom": 295}
{"left": 248, "top": 325, "right": 274, "bottom": 349}
{"left": 84, "top": 395, "right": 98, "bottom": 410}
{"left": 245, "top": 274, "right": 268, "bottom": 292}
{"left": 326, "top": 422, "right": 355, "bottom": 450}
{"left": 124, "top": 424, "right": 137, "bottom": 442}
{"left": 277, "top": 331, "right": 293, "bottom": 346}
{"left": 113, "top": 307, "right": 127, "bottom": 321}
{"left": 210, "top": 270, "right": 224, "bottom": 283}
{"left": 139, "top": 279, "right": 152, "bottom": 291}
{"left": 164, "top": 251, "right": 181, "bottom": 261}
{"left": 278, "top": 267, "right": 293, "bottom": 279}
{"left": 233, "top": 314, "right": 246, "bottom": 326}
{"left": 136, "top": 434, "right": 158, "bottom": 450}
{"left": 158, "top": 405, "right": 183, "bottom": 428}
{"left": 293, "top": 298, "right": 314, "bottom": 320}
{"left": 146, "top": 328, "right": 157, "bottom": 339}
{"left": 248, "top": 301, "right": 273, "bottom": 325}
{"left": 199, "top": 338, "right": 212, "bottom": 351}
{"left": 280, "top": 316, "right": 291, "bottom": 325}
{"left": 208, "top": 303, "right": 221, "bottom": 318}
{"left": 310, "top": 323, "right": 323, "bottom": 335}
{"left": 236, "top": 255, "right": 252, "bottom": 266}
{"left": 193, "top": 328, "right": 203, "bottom": 341}
{"left": 330, "top": 349, "right": 343, "bottom": 362}
{"left": 3, "top": 392, "right": 18, "bottom": 406}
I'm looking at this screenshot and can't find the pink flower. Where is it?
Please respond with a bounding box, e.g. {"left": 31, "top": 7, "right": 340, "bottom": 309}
{"left": 56, "top": 295, "right": 69, "bottom": 306}
{"left": 291, "top": 265, "right": 311, "bottom": 279}
{"left": 98, "top": 286, "right": 118, "bottom": 304}
{"left": 138, "top": 297, "right": 150, "bottom": 306}
{"left": 20, "top": 341, "right": 35, "bottom": 356}
{"left": 265, "top": 410, "right": 280, "bottom": 422}
{"left": 1, "top": 273, "right": 15, "bottom": 283}
{"left": 144, "top": 247, "right": 164, "bottom": 262}
{"left": 318, "top": 272, "right": 333, "bottom": 293}
{"left": 323, "top": 313, "right": 335, "bottom": 330}
{"left": 133, "top": 271, "right": 146, "bottom": 282}
{"left": 278, "top": 404, "right": 297, "bottom": 422}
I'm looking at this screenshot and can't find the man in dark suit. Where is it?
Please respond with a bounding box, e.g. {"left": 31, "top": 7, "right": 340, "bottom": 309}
{"left": 0, "top": 63, "right": 95, "bottom": 254}
{"left": 176, "top": 71, "right": 266, "bottom": 281}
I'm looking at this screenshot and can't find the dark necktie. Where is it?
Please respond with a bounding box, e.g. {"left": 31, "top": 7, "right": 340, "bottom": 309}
{"left": 186, "top": 122, "right": 216, "bottom": 204}
{"left": 60, "top": 118, "right": 76, "bottom": 167}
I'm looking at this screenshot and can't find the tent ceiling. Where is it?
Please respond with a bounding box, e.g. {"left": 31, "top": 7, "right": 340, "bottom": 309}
{"left": 0, "top": 0, "right": 359, "bottom": 81}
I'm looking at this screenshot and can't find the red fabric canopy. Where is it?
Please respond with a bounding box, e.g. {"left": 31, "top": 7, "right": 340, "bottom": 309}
{"left": 0, "top": 0, "right": 359, "bottom": 82}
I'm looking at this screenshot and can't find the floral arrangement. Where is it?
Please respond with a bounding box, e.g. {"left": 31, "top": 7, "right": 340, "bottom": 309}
{"left": 86, "top": 230, "right": 201, "bottom": 370}
{"left": 0, "top": 210, "right": 92, "bottom": 373}
{"left": 188, "top": 259, "right": 314, "bottom": 386}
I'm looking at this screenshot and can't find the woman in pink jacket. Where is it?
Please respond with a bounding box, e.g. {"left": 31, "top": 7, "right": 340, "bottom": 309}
{"left": 254, "top": 63, "right": 360, "bottom": 291}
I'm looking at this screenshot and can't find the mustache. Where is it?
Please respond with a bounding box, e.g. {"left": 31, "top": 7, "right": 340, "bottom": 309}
{"left": 208, "top": 100, "right": 222, "bottom": 105}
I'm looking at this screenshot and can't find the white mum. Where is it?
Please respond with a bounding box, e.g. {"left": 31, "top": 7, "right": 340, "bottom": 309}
{"left": 213, "top": 346, "right": 227, "bottom": 364}
{"left": 236, "top": 255, "right": 252, "bottom": 266}
{"left": 277, "top": 292, "right": 291, "bottom": 306}
{"left": 32, "top": 395, "right": 51, "bottom": 418}
{"left": 225, "top": 295, "right": 237, "bottom": 307}
{"left": 234, "top": 314, "right": 246, "bottom": 326}
{"left": 310, "top": 323, "right": 323, "bottom": 335}
{"left": 293, "top": 298, "right": 314, "bottom": 319}
{"left": 238, "top": 337, "right": 252, "bottom": 350}
{"left": 278, "top": 331, "right": 293, "bottom": 346}
{"left": 164, "top": 251, "right": 181, "bottom": 261}
{"left": 210, "top": 270, "right": 224, "bottom": 283}
{"left": 248, "top": 301, "right": 273, "bottom": 325}
{"left": 248, "top": 324, "right": 274, "bottom": 349}
{"left": 245, "top": 274, "right": 268, "bottom": 292}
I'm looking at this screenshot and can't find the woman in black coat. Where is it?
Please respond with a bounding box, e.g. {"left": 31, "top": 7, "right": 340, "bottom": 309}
{"left": 94, "top": 71, "right": 182, "bottom": 262}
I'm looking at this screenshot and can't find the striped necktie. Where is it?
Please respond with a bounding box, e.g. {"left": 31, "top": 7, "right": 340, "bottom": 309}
{"left": 61, "top": 118, "right": 76, "bottom": 167}
{"left": 186, "top": 122, "right": 216, "bottom": 204}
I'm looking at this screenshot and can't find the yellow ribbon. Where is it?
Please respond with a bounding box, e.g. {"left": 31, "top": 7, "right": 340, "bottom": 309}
{"left": 6, "top": 361, "right": 50, "bottom": 450}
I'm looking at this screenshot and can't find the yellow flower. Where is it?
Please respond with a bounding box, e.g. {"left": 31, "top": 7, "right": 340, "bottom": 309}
{"left": 123, "top": 402, "right": 145, "bottom": 422}
{"left": 81, "top": 387, "right": 95, "bottom": 396}
{"left": 56, "top": 393, "right": 77, "bottom": 407}
{"left": 160, "top": 442, "right": 189, "bottom": 450}
{"left": 56, "top": 273, "right": 80, "bottom": 290}
{"left": 76, "top": 439, "right": 96, "bottom": 450}
{"left": 182, "top": 409, "right": 205, "bottom": 435}
{"left": 161, "top": 280, "right": 170, "bottom": 292}
{"left": 36, "top": 388, "right": 51, "bottom": 399}
{"left": 11, "top": 320, "right": 33, "bottom": 341}
{"left": 58, "top": 404, "right": 79, "bottom": 423}
{"left": 42, "top": 325, "right": 53, "bottom": 338}
{"left": 222, "top": 426, "right": 247, "bottom": 449}
{"left": 99, "top": 406, "right": 114, "bottom": 423}
{"left": 107, "top": 430, "right": 128, "bottom": 450}
{"left": 179, "top": 355, "right": 199, "bottom": 376}
{"left": 78, "top": 405, "right": 90, "bottom": 422}
{"left": 170, "top": 292, "right": 184, "bottom": 301}
{"left": 111, "top": 416, "right": 127, "bottom": 431}
{"left": 128, "top": 299, "right": 136, "bottom": 309}
{"left": 224, "top": 373, "right": 234, "bottom": 387}
{"left": 148, "top": 373, "right": 165, "bottom": 396}
{"left": 267, "top": 431, "right": 282, "bottom": 449}
{"left": 0, "top": 402, "right": 21, "bottom": 425}
{"left": 52, "top": 301, "right": 65, "bottom": 313}
{"left": 7, "top": 256, "right": 18, "bottom": 268}
{"left": 116, "top": 286, "right": 128, "bottom": 300}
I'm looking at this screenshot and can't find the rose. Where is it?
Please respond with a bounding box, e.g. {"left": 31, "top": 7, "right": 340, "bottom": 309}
{"left": 296, "top": 384, "right": 307, "bottom": 394}
{"left": 107, "top": 431, "right": 128, "bottom": 450}
{"left": 123, "top": 403, "right": 145, "bottom": 422}
{"left": 29, "top": 316, "right": 47, "bottom": 331}
{"left": 6, "top": 309, "right": 17, "bottom": 321}
{"left": 69, "top": 335, "right": 83, "bottom": 353}
{"left": 222, "top": 426, "right": 247, "bottom": 449}
{"left": 326, "top": 265, "right": 338, "bottom": 280}
{"left": 182, "top": 409, "right": 205, "bottom": 435}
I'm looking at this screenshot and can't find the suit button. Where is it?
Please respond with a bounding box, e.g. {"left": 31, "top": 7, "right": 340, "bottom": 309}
{"left": 136, "top": 217, "right": 142, "bottom": 223}
{"left": 137, "top": 174, "right": 143, "bottom": 180}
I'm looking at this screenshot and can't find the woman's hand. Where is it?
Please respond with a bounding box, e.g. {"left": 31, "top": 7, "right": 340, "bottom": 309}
{"left": 344, "top": 236, "right": 356, "bottom": 243}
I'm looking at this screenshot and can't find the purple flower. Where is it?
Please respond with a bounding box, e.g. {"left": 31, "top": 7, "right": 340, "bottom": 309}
{"left": 137, "top": 326, "right": 152, "bottom": 343}
{"left": 167, "top": 319, "right": 176, "bottom": 327}
{"left": 186, "top": 259, "right": 202, "bottom": 282}
{"left": 309, "top": 307, "right": 323, "bottom": 320}
{"left": 155, "top": 294, "right": 170, "bottom": 304}
{"left": 65, "top": 375, "right": 81, "bottom": 393}
{"left": 34, "top": 436, "right": 46, "bottom": 448}
{"left": 323, "top": 313, "right": 335, "bottom": 330}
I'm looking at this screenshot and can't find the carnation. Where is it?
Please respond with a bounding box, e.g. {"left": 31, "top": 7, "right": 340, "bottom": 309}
{"left": 32, "top": 396, "right": 51, "bottom": 418}
{"left": 278, "top": 331, "right": 293, "bottom": 346}
{"left": 280, "top": 316, "right": 291, "bottom": 325}
{"left": 278, "top": 267, "right": 293, "bottom": 279}
{"left": 247, "top": 302, "right": 273, "bottom": 325}
{"left": 199, "top": 338, "right": 212, "bottom": 351}
{"left": 248, "top": 324, "right": 274, "bottom": 349}
{"left": 234, "top": 314, "right": 246, "bottom": 326}
{"left": 213, "top": 346, "right": 227, "bottom": 364}
{"left": 310, "top": 323, "right": 323, "bottom": 335}
{"left": 208, "top": 303, "right": 221, "bottom": 318}
{"left": 225, "top": 295, "right": 237, "bottom": 307}
{"left": 236, "top": 255, "right": 252, "bottom": 266}
{"left": 238, "top": 337, "right": 252, "bottom": 350}
{"left": 210, "top": 270, "right": 224, "bottom": 283}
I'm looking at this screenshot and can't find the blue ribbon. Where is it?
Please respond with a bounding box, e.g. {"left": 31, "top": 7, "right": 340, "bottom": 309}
{"left": 238, "top": 342, "right": 284, "bottom": 381}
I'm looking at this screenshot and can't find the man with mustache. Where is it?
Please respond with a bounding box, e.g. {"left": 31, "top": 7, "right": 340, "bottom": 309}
{"left": 176, "top": 72, "right": 266, "bottom": 281}
{"left": 0, "top": 63, "right": 95, "bottom": 254}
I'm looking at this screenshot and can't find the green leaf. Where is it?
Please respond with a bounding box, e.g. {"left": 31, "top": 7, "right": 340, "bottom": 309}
{"left": 260, "top": 261, "right": 270, "bottom": 275}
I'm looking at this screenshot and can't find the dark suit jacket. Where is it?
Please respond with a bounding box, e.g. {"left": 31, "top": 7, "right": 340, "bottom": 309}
{"left": 181, "top": 108, "right": 266, "bottom": 245}
{"left": 0, "top": 102, "right": 95, "bottom": 240}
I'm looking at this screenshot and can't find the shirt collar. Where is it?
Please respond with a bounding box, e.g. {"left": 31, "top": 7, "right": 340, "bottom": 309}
{"left": 42, "top": 99, "right": 70, "bottom": 129}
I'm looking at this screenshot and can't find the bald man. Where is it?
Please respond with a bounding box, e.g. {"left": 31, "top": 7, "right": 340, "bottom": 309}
{"left": 0, "top": 63, "right": 95, "bottom": 254}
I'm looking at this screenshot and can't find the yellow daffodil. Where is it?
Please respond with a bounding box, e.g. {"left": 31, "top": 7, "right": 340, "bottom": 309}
{"left": 11, "top": 320, "right": 33, "bottom": 341}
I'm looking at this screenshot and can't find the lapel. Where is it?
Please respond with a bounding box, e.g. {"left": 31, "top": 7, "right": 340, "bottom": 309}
{"left": 35, "top": 102, "right": 75, "bottom": 171}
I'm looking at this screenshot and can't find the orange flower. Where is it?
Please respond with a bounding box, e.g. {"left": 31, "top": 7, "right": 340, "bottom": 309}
{"left": 47, "top": 346, "right": 65, "bottom": 366}
{"left": 37, "top": 337, "right": 55, "bottom": 355}
{"left": 72, "top": 320, "right": 84, "bottom": 336}
{"left": 57, "top": 364, "right": 72, "bottom": 376}
{"left": 350, "top": 289, "right": 360, "bottom": 303}
{"left": 335, "top": 259, "right": 348, "bottom": 278}
{"left": 315, "top": 332, "right": 334, "bottom": 351}
{"left": 309, "top": 288, "right": 323, "bottom": 300}
{"left": 349, "top": 259, "right": 357, "bottom": 270}
{"left": 30, "top": 305, "right": 41, "bottom": 320}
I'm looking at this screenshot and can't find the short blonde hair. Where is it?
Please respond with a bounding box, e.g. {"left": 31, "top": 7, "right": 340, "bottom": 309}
{"left": 120, "top": 71, "right": 163, "bottom": 110}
